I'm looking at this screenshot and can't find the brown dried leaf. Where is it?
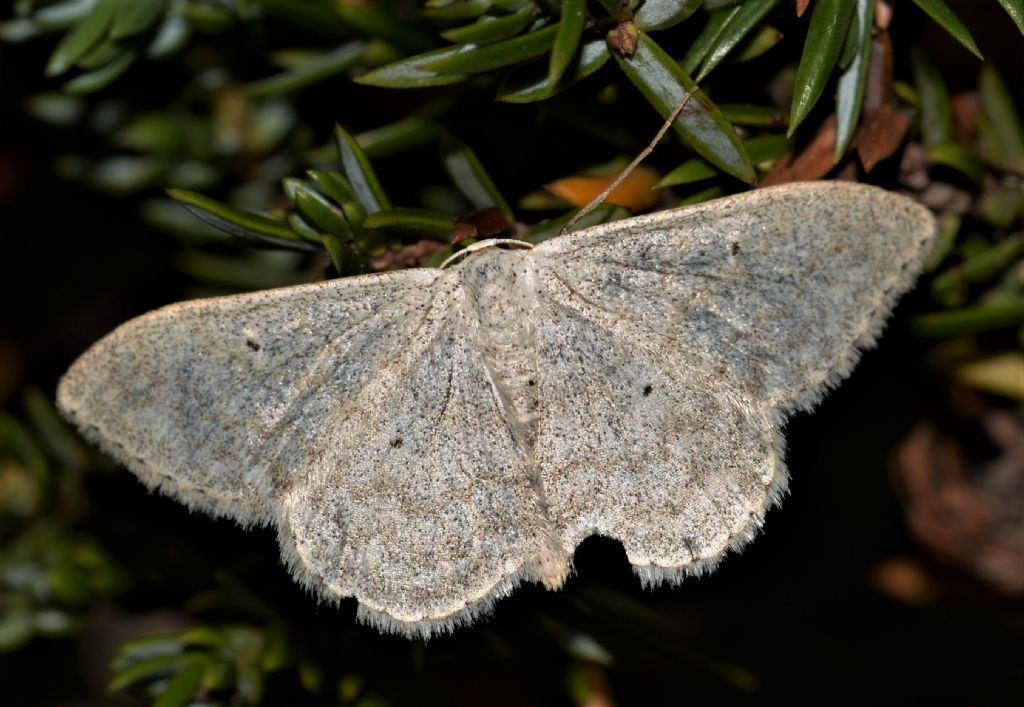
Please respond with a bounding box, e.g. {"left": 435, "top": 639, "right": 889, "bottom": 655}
{"left": 869, "top": 557, "right": 939, "bottom": 605}
{"left": 890, "top": 408, "right": 1024, "bottom": 595}
{"left": 760, "top": 114, "right": 838, "bottom": 186}
{"left": 456, "top": 207, "right": 513, "bottom": 241}
{"left": 0, "top": 151, "right": 27, "bottom": 204}
{"left": 545, "top": 166, "right": 662, "bottom": 211}
{"left": 369, "top": 239, "right": 444, "bottom": 270}
{"left": 835, "top": 160, "right": 859, "bottom": 181}
{"left": 951, "top": 91, "right": 980, "bottom": 145}
{"left": 796, "top": 0, "right": 810, "bottom": 17}
{"left": 862, "top": 31, "right": 893, "bottom": 119}
{"left": 874, "top": 0, "right": 892, "bottom": 30}
{"left": 918, "top": 181, "right": 972, "bottom": 213}
{"left": 579, "top": 664, "right": 618, "bottom": 707}
{"left": 899, "top": 142, "right": 930, "bottom": 189}
{"left": 607, "top": 21, "right": 639, "bottom": 56}
{"left": 855, "top": 103, "right": 912, "bottom": 171}
{"left": 453, "top": 222, "right": 477, "bottom": 243}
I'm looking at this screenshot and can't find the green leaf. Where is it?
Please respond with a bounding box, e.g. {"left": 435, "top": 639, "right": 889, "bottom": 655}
{"left": 335, "top": 4, "right": 436, "bottom": 52}
{"left": 22, "top": 387, "right": 88, "bottom": 471}
{"left": 441, "top": 133, "right": 515, "bottom": 221}
{"left": 287, "top": 212, "right": 324, "bottom": 243}
{"left": 979, "top": 187, "right": 1024, "bottom": 229}
{"left": 178, "top": 248, "right": 305, "bottom": 286}
{"left": 63, "top": 49, "right": 135, "bottom": 94}
{"left": 167, "top": 189, "right": 314, "bottom": 250}
{"left": 927, "top": 141, "right": 985, "bottom": 183}
{"left": 930, "top": 235, "right": 1024, "bottom": 303}
{"left": 912, "top": 302, "right": 1024, "bottom": 338}
{"left": 834, "top": 0, "right": 873, "bottom": 159}
{"left": 76, "top": 37, "right": 121, "bottom": 69}
{"left": 836, "top": 4, "right": 860, "bottom": 69}
{"left": 678, "top": 4, "right": 742, "bottom": 75}
{"left": 677, "top": 184, "right": 725, "bottom": 205}
{"left": 593, "top": 0, "right": 622, "bottom": 15}
{"left": 146, "top": 11, "right": 190, "bottom": 59}
{"left": 977, "top": 63, "right": 1024, "bottom": 174}
{"left": 520, "top": 204, "right": 623, "bottom": 243}
{"left": 498, "top": 37, "right": 610, "bottom": 103}
{"left": 656, "top": 133, "right": 793, "bottom": 186}
{"left": 695, "top": 0, "right": 781, "bottom": 82}
{"left": 34, "top": 0, "right": 97, "bottom": 31}
{"left": 789, "top": 0, "right": 856, "bottom": 136}
{"left": 923, "top": 212, "right": 961, "bottom": 272}
{"left": 743, "top": 133, "right": 794, "bottom": 163}
{"left": 719, "top": 103, "right": 789, "bottom": 127}
{"left": 0, "top": 410, "right": 49, "bottom": 492}
{"left": 247, "top": 42, "right": 364, "bottom": 97}
{"left": 961, "top": 234, "right": 1023, "bottom": 279}
{"left": 422, "top": 24, "right": 559, "bottom": 74}
{"left": 109, "top": 653, "right": 201, "bottom": 693}
{"left": 285, "top": 178, "right": 353, "bottom": 238}
{"left": 656, "top": 159, "right": 717, "bottom": 187}
{"left": 85, "top": 155, "right": 159, "bottom": 194}
{"left": 0, "top": 19, "right": 40, "bottom": 43}
{"left": 355, "top": 44, "right": 472, "bottom": 88}
{"left": 953, "top": 352, "right": 1024, "bottom": 400}
{"left": 420, "top": 0, "right": 492, "bottom": 22}
{"left": 110, "top": 0, "right": 166, "bottom": 39}
{"left": 321, "top": 234, "right": 363, "bottom": 275}
{"left": 180, "top": 2, "right": 234, "bottom": 32}
{"left": 910, "top": 47, "right": 953, "bottom": 148}
{"left": 634, "top": 0, "right": 702, "bottom": 31}
{"left": 703, "top": 0, "right": 742, "bottom": 10}
{"left": 45, "top": 0, "right": 115, "bottom": 76}
{"left": 111, "top": 634, "right": 190, "bottom": 671}
{"left": 152, "top": 658, "right": 205, "bottom": 707}
{"left": 549, "top": 0, "right": 586, "bottom": 85}
{"left": 260, "top": 622, "right": 291, "bottom": 672}
{"left": 335, "top": 124, "right": 392, "bottom": 214}
{"left": 910, "top": 0, "right": 982, "bottom": 59}
{"left": 0, "top": 609, "right": 35, "bottom": 653}
{"left": 306, "top": 170, "right": 367, "bottom": 232}
{"left": 363, "top": 208, "right": 456, "bottom": 238}
{"left": 422, "top": 245, "right": 455, "bottom": 269}
{"left": 354, "top": 110, "right": 447, "bottom": 159}
{"left": 441, "top": 3, "right": 536, "bottom": 44}
{"left": 997, "top": 0, "right": 1024, "bottom": 37}
{"left": 613, "top": 32, "right": 755, "bottom": 183}
{"left": 260, "top": 0, "right": 346, "bottom": 33}
{"left": 731, "top": 24, "right": 783, "bottom": 62}
{"left": 140, "top": 198, "right": 230, "bottom": 241}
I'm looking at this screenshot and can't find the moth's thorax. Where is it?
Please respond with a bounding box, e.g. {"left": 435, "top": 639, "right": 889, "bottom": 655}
{"left": 458, "top": 246, "right": 536, "bottom": 327}
{"left": 456, "top": 246, "right": 541, "bottom": 445}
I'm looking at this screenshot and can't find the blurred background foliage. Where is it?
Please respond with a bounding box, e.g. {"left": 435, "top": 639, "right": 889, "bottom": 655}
{"left": 0, "top": 1, "right": 1022, "bottom": 705}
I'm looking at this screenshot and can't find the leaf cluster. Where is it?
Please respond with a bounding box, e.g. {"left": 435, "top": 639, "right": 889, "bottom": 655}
{"left": 904, "top": 60, "right": 1024, "bottom": 399}
{"left": 0, "top": 391, "right": 124, "bottom": 654}
{"left": 1, "top": 0, "right": 1022, "bottom": 703}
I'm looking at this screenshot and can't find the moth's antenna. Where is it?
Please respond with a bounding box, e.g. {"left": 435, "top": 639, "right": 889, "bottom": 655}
{"left": 561, "top": 88, "right": 697, "bottom": 235}
{"left": 440, "top": 238, "right": 533, "bottom": 269}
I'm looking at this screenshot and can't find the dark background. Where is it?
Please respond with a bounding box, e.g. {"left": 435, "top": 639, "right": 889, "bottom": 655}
{"left": 1, "top": 2, "right": 1021, "bottom": 705}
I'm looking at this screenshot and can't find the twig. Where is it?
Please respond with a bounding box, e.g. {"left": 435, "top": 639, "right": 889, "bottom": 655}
{"left": 560, "top": 87, "right": 697, "bottom": 235}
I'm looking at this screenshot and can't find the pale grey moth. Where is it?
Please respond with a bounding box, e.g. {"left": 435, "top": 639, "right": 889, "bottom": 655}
{"left": 57, "top": 181, "right": 936, "bottom": 638}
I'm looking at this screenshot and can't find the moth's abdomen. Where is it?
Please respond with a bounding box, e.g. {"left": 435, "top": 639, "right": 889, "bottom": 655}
{"left": 457, "top": 248, "right": 542, "bottom": 447}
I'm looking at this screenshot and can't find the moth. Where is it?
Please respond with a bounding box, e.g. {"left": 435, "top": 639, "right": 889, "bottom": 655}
{"left": 58, "top": 181, "right": 935, "bottom": 638}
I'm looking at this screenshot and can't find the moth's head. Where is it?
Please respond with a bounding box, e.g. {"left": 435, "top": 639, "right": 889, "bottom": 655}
{"left": 440, "top": 238, "right": 533, "bottom": 270}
